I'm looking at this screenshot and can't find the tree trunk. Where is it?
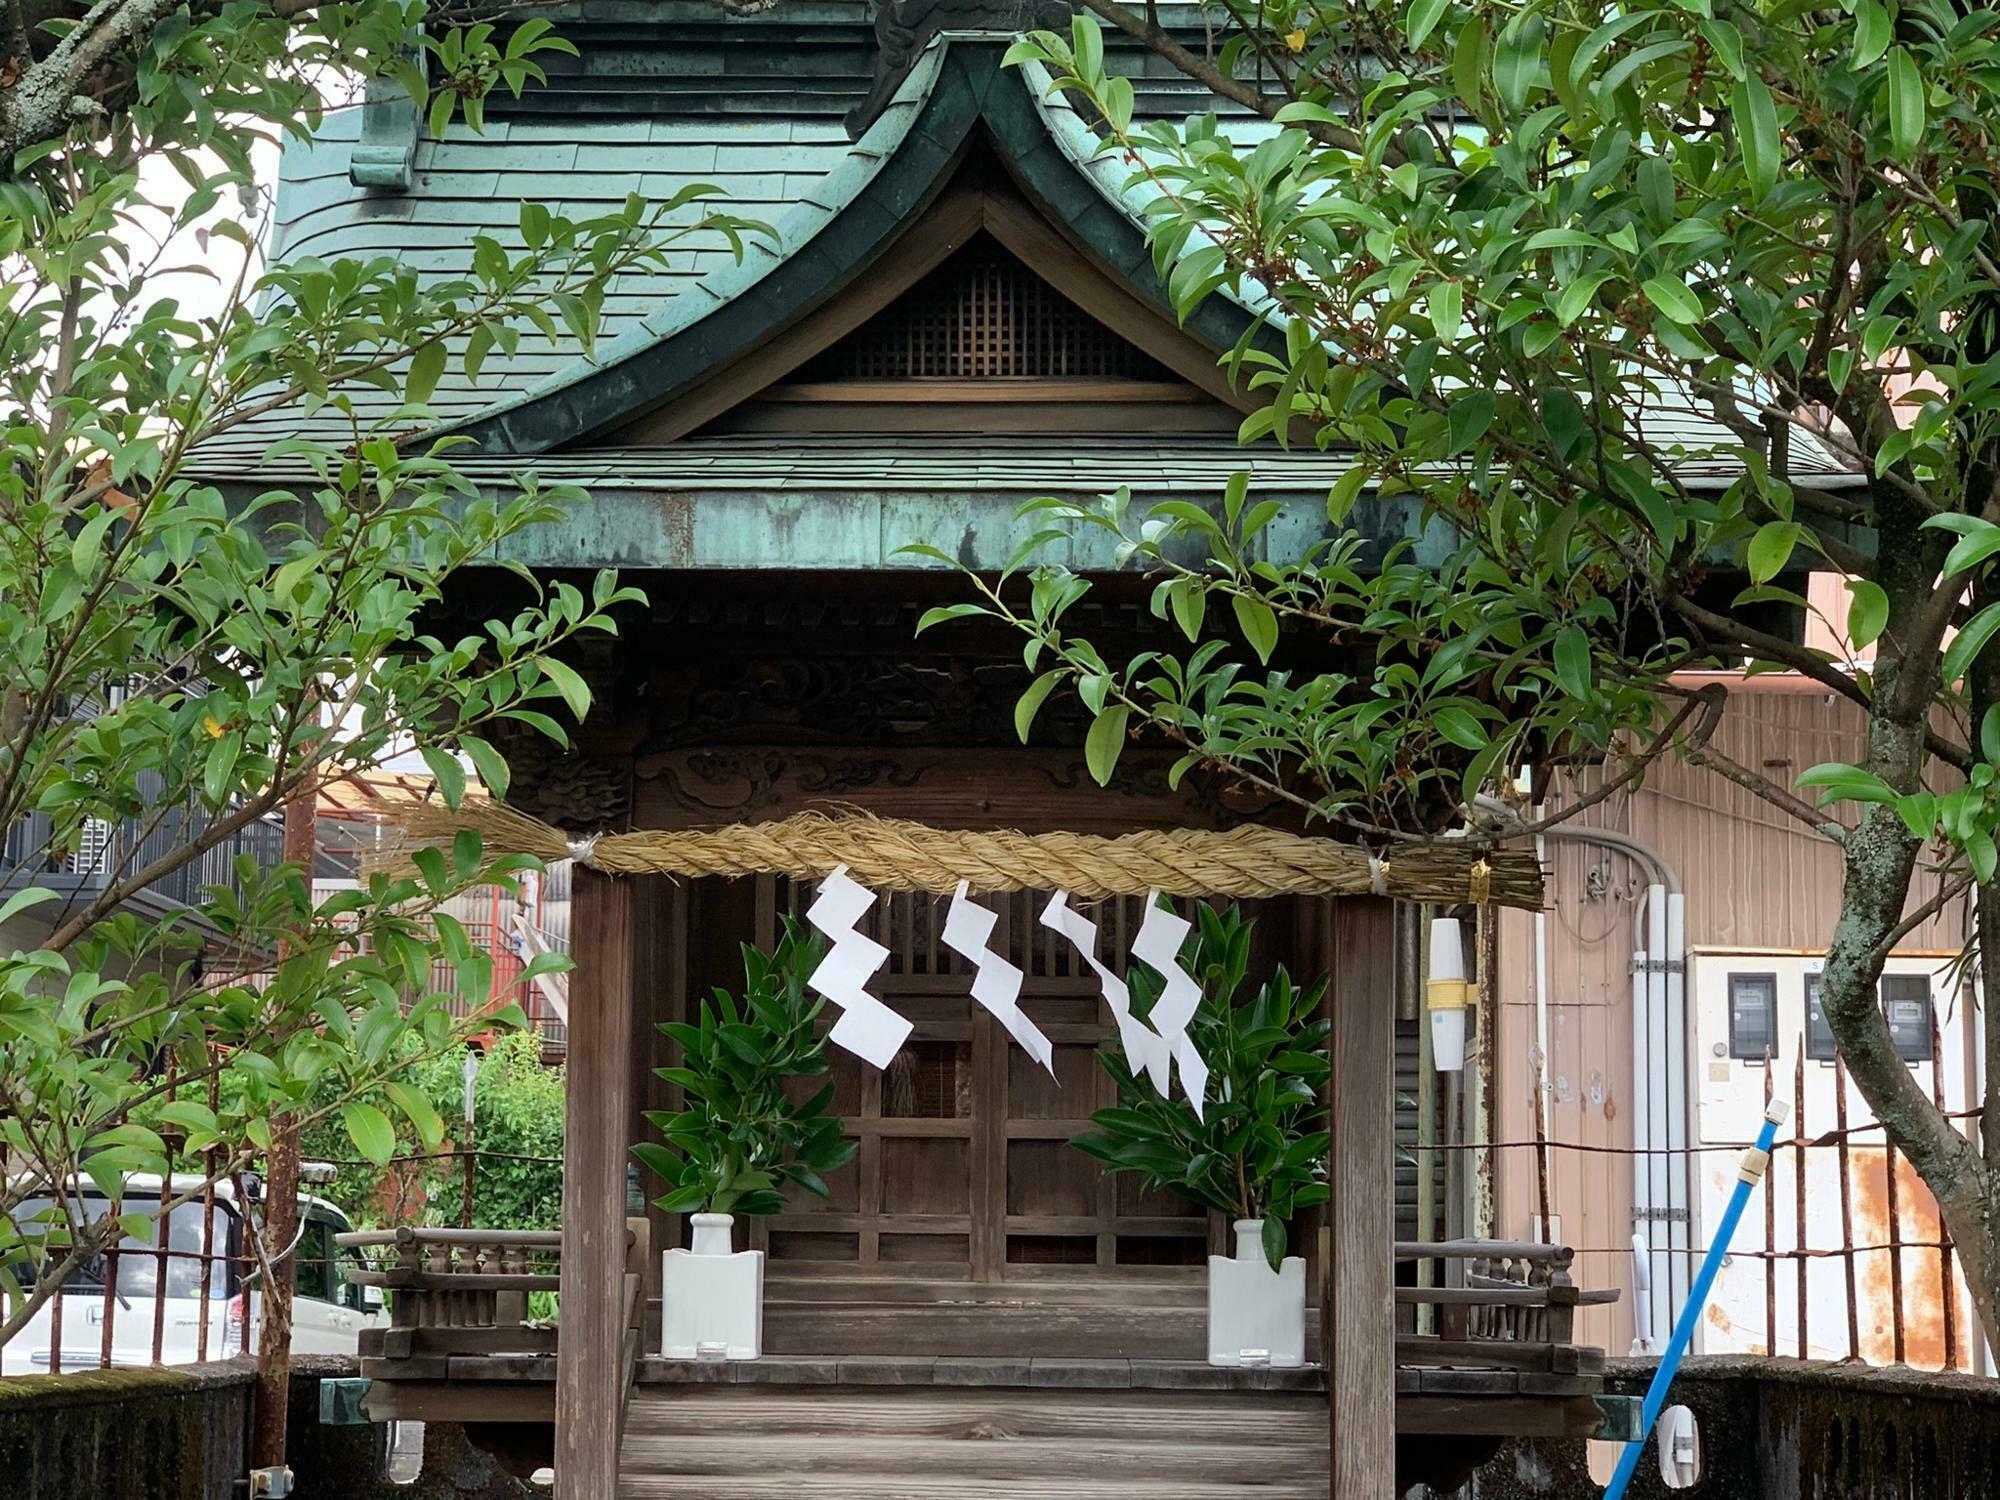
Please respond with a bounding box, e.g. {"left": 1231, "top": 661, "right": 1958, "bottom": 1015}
{"left": 1819, "top": 653, "right": 1995, "bottom": 1348}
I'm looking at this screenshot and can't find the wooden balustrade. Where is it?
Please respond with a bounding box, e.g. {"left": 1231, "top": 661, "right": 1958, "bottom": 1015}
{"left": 337, "top": 1221, "right": 648, "bottom": 1382}
{"left": 1390, "top": 1239, "right": 1618, "bottom": 1387}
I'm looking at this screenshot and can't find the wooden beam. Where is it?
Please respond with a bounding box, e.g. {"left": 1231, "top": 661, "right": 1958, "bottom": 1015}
{"left": 556, "top": 867, "right": 637, "bottom": 1500}
{"left": 1324, "top": 897, "right": 1396, "bottom": 1500}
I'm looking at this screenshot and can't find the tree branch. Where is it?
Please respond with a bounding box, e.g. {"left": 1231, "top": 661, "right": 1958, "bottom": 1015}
{"left": 1507, "top": 683, "right": 1727, "bottom": 835}
{"left": 1069, "top": 0, "right": 1380, "bottom": 160}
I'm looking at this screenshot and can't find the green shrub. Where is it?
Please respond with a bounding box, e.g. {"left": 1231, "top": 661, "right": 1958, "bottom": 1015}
{"left": 634, "top": 920, "right": 855, "bottom": 1217}
{"left": 1072, "top": 903, "right": 1330, "bottom": 1270}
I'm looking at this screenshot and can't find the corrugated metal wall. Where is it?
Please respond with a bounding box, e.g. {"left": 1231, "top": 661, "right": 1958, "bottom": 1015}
{"left": 1493, "top": 688, "right": 1968, "bottom": 1353}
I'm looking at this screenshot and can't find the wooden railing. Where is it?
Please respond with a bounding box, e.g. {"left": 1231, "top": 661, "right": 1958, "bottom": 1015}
{"left": 336, "top": 1221, "right": 648, "bottom": 1381}
{"left": 1393, "top": 1239, "right": 1618, "bottom": 1385}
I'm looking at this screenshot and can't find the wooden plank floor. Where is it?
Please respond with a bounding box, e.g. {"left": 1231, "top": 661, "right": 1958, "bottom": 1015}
{"left": 620, "top": 1385, "right": 1329, "bottom": 1499}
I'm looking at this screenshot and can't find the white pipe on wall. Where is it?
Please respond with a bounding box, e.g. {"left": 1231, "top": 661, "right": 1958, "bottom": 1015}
{"left": 1474, "top": 797, "right": 1689, "bottom": 1346}
{"left": 1665, "top": 892, "right": 1691, "bottom": 1332}
{"left": 1535, "top": 825, "right": 1551, "bottom": 1235}
{"left": 1632, "top": 889, "right": 1658, "bottom": 1345}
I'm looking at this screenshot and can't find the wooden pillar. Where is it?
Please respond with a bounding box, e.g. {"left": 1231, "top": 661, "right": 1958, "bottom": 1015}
{"left": 634, "top": 876, "right": 689, "bottom": 1316}
{"left": 1324, "top": 896, "right": 1396, "bottom": 1500}
{"left": 557, "top": 866, "right": 636, "bottom": 1500}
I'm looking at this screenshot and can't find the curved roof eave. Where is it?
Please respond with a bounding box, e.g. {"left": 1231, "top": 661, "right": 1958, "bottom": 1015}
{"left": 446, "top": 36, "right": 1282, "bottom": 456}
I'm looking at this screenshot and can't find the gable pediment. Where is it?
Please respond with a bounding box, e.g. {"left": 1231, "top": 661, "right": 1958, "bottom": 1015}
{"left": 449, "top": 40, "right": 1282, "bottom": 456}
{"left": 636, "top": 230, "right": 1242, "bottom": 440}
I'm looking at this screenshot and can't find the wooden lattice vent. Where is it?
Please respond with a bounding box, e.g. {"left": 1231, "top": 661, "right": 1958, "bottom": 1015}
{"left": 798, "top": 242, "right": 1178, "bottom": 383}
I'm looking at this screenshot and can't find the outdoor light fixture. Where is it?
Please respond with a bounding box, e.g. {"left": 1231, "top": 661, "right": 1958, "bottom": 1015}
{"left": 1427, "top": 916, "right": 1469, "bottom": 1072}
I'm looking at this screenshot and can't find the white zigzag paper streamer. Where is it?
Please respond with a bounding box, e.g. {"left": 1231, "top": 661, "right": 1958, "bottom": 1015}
{"left": 805, "top": 865, "right": 914, "bottom": 1069}
{"left": 1040, "top": 891, "right": 1171, "bottom": 1095}
{"left": 942, "top": 882, "right": 1055, "bottom": 1075}
{"left": 1131, "top": 894, "right": 1210, "bottom": 1120}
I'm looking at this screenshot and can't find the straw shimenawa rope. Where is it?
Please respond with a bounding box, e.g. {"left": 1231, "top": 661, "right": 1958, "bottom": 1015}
{"left": 385, "top": 801, "right": 1543, "bottom": 909}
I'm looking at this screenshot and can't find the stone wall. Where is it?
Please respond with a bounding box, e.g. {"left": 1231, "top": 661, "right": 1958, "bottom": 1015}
{"left": 1449, "top": 1356, "right": 2000, "bottom": 1500}
{"left": 0, "top": 1359, "right": 254, "bottom": 1500}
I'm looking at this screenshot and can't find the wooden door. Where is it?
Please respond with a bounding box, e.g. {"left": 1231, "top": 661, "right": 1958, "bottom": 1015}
{"left": 747, "top": 881, "right": 1219, "bottom": 1284}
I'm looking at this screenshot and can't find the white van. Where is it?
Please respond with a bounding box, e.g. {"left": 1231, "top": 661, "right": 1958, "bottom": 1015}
{"left": 1, "top": 1174, "right": 384, "bottom": 1375}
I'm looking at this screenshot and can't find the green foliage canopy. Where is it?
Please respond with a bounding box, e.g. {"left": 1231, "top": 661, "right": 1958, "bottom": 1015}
{"left": 916, "top": 2, "right": 2000, "bottom": 1344}
{"left": 0, "top": 2, "right": 763, "bottom": 1343}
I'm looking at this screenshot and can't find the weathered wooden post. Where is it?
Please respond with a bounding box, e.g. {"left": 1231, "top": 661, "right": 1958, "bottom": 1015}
{"left": 556, "top": 867, "right": 636, "bottom": 1500}
{"left": 1324, "top": 896, "right": 1396, "bottom": 1500}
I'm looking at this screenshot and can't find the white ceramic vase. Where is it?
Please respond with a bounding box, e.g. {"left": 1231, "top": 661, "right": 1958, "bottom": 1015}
{"left": 1206, "top": 1217, "right": 1306, "bottom": 1368}
{"left": 661, "top": 1211, "right": 764, "bottom": 1360}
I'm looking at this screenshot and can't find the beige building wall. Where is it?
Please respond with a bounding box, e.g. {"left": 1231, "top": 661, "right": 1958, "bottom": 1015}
{"left": 1492, "top": 686, "right": 1969, "bottom": 1354}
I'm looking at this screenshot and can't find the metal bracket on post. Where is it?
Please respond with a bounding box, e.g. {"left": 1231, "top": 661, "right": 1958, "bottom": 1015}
{"left": 318, "top": 1375, "right": 374, "bottom": 1426}
{"left": 349, "top": 38, "right": 424, "bottom": 190}
{"left": 1628, "top": 956, "right": 1686, "bottom": 975}
{"left": 1592, "top": 1395, "right": 1645, "bottom": 1443}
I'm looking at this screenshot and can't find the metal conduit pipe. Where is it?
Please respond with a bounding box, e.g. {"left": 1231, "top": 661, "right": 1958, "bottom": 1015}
{"left": 1472, "top": 797, "right": 1690, "bottom": 1350}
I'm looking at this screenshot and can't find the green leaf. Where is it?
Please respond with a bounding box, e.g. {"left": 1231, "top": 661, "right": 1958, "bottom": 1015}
{"left": 1887, "top": 47, "right": 1924, "bottom": 160}
{"left": 405, "top": 341, "right": 447, "bottom": 407}
{"left": 915, "top": 603, "right": 988, "bottom": 633}
{"left": 385, "top": 1081, "right": 445, "bottom": 1151}
{"left": 1641, "top": 277, "right": 1704, "bottom": 327}
{"left": 1492, "top": 16, "right": 1543, "bottom": 113}
{"left": 1845, "top": 579, "right": 1889, "bottom": 651}
{"left": 1429, "top": 280, "right": 1463, "bottom": 341}
{"left": 202, "top": 733, "right": 241, "bottom": 808}
{"left": 1327, "top": 467, "right": 1369, "bottom": 524}
{"left": 1941, "top": 522, "right": 2000, "bottom": 579}
{"left": 537, "top": 657, "right": 592, "bottom": 721}
{"left": 1746, "top": 521, "right": 1804, "bottom": 584}
{"left": 1446, "top": 389, "right": 1495, "bottom": 454}
{"left": 1433, "top": 707, "right": 1489, "bottom": 751}
{"left": 1852, "top": 0, "right": 1891, "bottom": 69}
{"left": 1452, "top": 15, "right": 1490, "bottom": 110}
{"left": 1085, "top": 705, "right": 1131, "bottom": 786}
{"left": 1014, "top": 670, "right": 1063, "bottom": 744}
{"left": 1553, "top": 273, "right": 1613, "bottom": 326}
{"left": 1232, "top": 594, "right": 1279, "bottom": 663}
{"left": 1796, "top": 763, "right": 1900, "bottom": 806}
{"left": 419, "top": 745, "right": 468, "bottom": 809}
{"left": 1553, "top": 625, "right": 1591, "bottom": 699}
{"left": 1942, "top": 601, "right": 2000, "bottom": 686}
{"left": 0, "top": 887, "right": 57, "bottom": 927}
{"left": 1261, "top": 1212, "right": 1287, "bottom": 1272}
{"left": 1406, "top": 0, "right": 1448, "bottom": 48}
{"left": 459, "top": 735, "right": 511, "bottom": 800}
{"left": 1970, "top": 832, "right": 1999, "bottom": 885}
{"left": 342, "top": 1102, "right": 397, "bottom": 1167}
{"left": 1732, "top": 76, "right": 1779, "bottom": 200}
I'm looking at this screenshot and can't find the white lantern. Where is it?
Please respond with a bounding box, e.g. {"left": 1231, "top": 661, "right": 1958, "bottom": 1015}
{"left": 1427, "top": 916, "right": 1469, "bottom": 1072}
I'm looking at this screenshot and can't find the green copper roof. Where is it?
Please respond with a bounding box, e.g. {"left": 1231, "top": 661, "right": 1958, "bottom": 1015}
{"left": 193, "top": 30, "right": 1272, "bottom": 468}
{"left": 443, "top": 38, "right": 1282, "bottom": 454}
{"left": 189, "top": 18, "right": 1859, "bottom": 579}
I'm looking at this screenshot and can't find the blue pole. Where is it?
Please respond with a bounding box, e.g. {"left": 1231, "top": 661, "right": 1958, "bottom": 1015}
{"left": 1603, "top": 1099, "right": 1790, "bottom": 1500}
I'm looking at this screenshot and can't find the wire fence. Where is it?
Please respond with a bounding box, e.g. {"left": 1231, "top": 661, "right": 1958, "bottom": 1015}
{"left": 1413, "top": 1009, "right": 1979, "bottom": 1372}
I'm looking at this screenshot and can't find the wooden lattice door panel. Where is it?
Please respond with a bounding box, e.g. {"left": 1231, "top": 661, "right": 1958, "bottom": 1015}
{"left": 751, "top": 880, "right": 1212, "bottom": 1283}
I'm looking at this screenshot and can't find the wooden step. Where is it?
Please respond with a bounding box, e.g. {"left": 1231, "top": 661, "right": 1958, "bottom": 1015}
{"left": 620, "top": 1385, "right": 1329, "bottom": 1498}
